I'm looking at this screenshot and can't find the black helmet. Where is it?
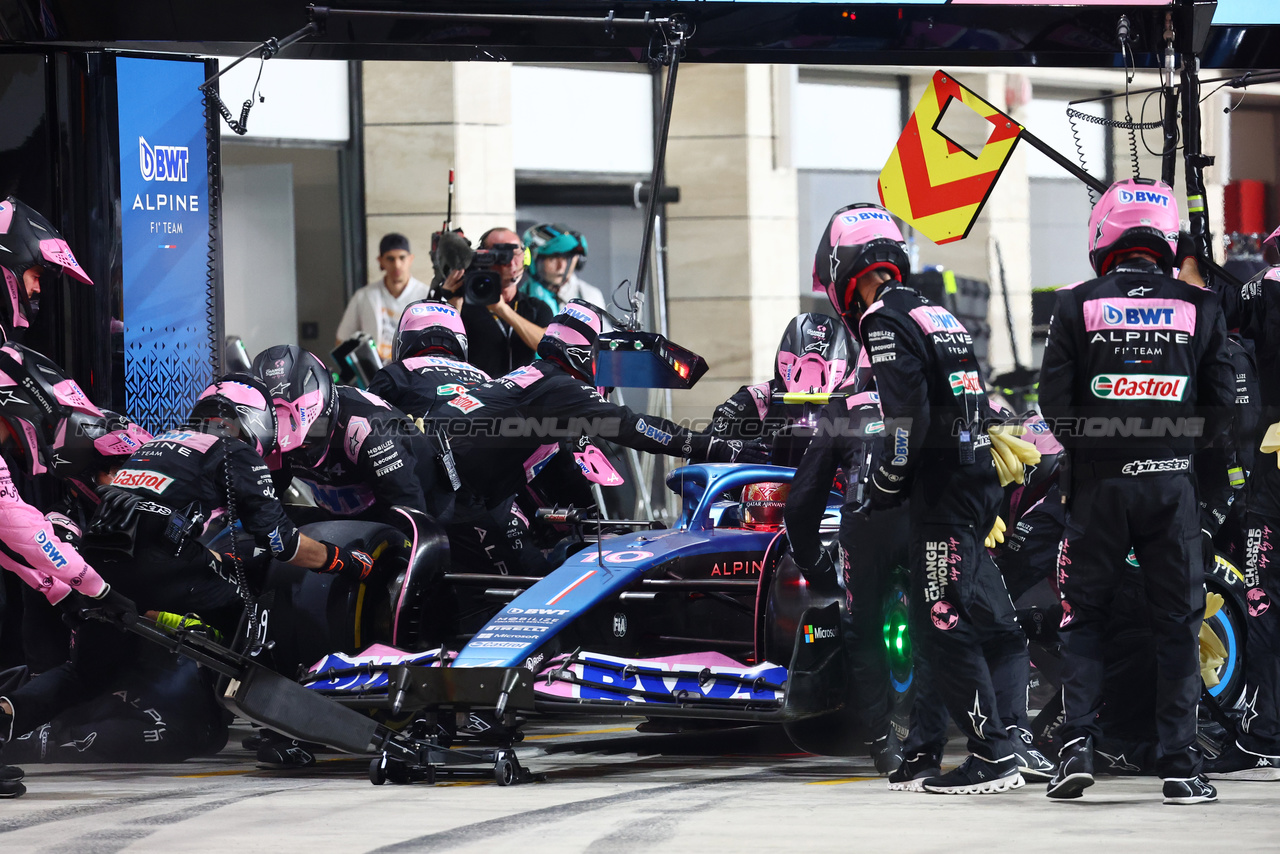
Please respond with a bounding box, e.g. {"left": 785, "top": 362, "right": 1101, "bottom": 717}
{"left": 537, "top": 299, "right": 603, "bottom": 382}
{"left": 251, "top": 345, "right": 338, "bottom": 467}
{"left": 774, "top": 313, "right": 855, "bottom": 393}
{"left": 187, "top": 373, "right": 279, "bottom": 458}
{"left": 0, "top": 342, "right": 149, "bottom": 484}
{"left": 392, "top": 299, "right": 469, "bottom": 362}
{"left": 0, "top": 197, "right": 93, "bottom": 331}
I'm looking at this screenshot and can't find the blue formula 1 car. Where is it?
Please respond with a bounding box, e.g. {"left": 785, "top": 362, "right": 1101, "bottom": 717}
{"left": 298, "top": 463, "right": 915, "bottom": 781}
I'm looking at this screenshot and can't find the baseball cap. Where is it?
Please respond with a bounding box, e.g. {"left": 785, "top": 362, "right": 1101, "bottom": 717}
{"left": 379, "top": 233, "right": 411, "bottom": 256}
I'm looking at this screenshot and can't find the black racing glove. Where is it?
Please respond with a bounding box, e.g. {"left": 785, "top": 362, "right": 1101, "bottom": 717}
{"left": 92, "top": 486, "right": 142, "bottom": 533}
{"left": 320, "top": 543, "right": 375, "bottom": 582}
{"left": 796, "top": 547, "right": 837, "bottom": 582}
{"left": 689, "top": 434, "right": 771, "bottom": 465}
{"left": 866, "top": 472, "right": 905, "bottom": 512}
{"left": 60, "top": 583, "right": 138, "bottom": 626}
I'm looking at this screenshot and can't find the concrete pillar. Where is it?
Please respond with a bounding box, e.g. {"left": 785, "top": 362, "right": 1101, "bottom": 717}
{"left": 361, "top": 62, "right": 515, "bottom": 281}
{"left": 664, "top": 64, "right": 800, "bottom": 427}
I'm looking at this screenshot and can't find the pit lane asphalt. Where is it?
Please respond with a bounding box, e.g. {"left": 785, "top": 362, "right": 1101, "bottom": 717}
{"left": 2, "top": 719, "right": 1275, "bottom": 853}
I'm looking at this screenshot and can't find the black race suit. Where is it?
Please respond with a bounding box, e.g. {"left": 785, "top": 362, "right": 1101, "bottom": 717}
{"left": 786, "top": 392, "right": 905, "bottom": 739}
{"left": 1040, "top": 260, "right": 1234, "bottom": 778}
{"left": 2, "top": 429, "right": 302, "bottom": 741}
{"left": 857, "top": 282, "right": 1017, "bottom": 762}
{"left": 1232, "top": 264, "right": 1280, "bottom": 755}
{"left": 367, "top": 355, "right": 491, "bottom": 420}
{"left": 279, "top": 386, "right": 454, "bottom": 523}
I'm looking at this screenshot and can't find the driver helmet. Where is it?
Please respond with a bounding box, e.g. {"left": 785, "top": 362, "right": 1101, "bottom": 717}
{"left": 0, "top": 342, "right": 148, "bottom": 483}
{"left": 250, "top": 345, "right": 338, "bottom": 467}
{"left": 392, "top": 299, "right": 469, "bottom": 362}
{"left": 187, "top": 373, "right": 279, "bottom": 458}
{"left": 524, "top": 223, "right": 587, "bottom": 285}
{"left": 1087, "top": 178, "right": 1180, "bottom": 275}
{"left": 775, "top": 313, "right": 854, "bottom": 393}
{"left": 0, "top": 197, "right": 93, "bottom": 330}
{"left": 539, "top": 299, "right": 603, "bottom": 382}
{"left": 812, "top": 203, "right": 909, "bottom": 339}
{"left": 741, "top": 482, "right": 791, "bottom": 531}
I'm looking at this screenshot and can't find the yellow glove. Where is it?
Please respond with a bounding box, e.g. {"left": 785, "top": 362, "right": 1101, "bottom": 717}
{"left": 1262, "top": 422, "right": 1280, "bottom": 468}
{"left": 984, "top": 516, "right": 1007, "bottom": 549}
{"left": 413, "top": 416, "right": 426, "bottom": 434}
{"left": 1199, "top": 592, "right": 1227, "bottom": 688}
{"left": 987, "top": 425, "right": 1042, "bottom": 486}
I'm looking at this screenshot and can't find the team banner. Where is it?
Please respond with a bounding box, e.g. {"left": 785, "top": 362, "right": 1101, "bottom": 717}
{"left": 116, "top": 57, "right": 215, "bottom": 433}
{"left": 878, "top": 70, "right": 1022, "bottom": 245}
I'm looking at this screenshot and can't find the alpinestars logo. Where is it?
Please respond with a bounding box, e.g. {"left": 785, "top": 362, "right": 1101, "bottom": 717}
{"left": 1120, "top": 458, "right": 1189, "bottom": 476}
{"left": 1090, "top": 374, "right": 1187, "bottom": 401}
{"left": 139, "top": 137, "right": 189, "bottom": 182}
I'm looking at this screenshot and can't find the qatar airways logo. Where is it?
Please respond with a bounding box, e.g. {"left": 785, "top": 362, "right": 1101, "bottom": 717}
{"left": 139, "top": 137, "right": 189, "bottom": 183}
{"left": 1090, "top": 374, "right": 1187, "bottom": 402}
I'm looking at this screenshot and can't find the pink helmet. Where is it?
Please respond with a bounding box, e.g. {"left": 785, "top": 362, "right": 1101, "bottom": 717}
{"left": 0, "top": 342, "right": 151, "bottom": 483}
{"left": 188, "top": 374, "right": 279, "bottom": 458}
{"left": 1087, "top": 178, "right": 1180, "bottom": 275}
{"left": 538, "top": 299, "right": 603, "bottom": 382}
{"left": 775, "top": 313, "right": 853, "bottom": 393}
{"left": 1263, "top": 225, "right": 1280, "bottom": 266}
{"left": 393, "top": 299, "right": 469, "bottom": 362}
{"left": 812, "top": 203, "right": 909, "bottom": 334}
{"left": 0, "top": 197, "right": 92, "bottom": 331}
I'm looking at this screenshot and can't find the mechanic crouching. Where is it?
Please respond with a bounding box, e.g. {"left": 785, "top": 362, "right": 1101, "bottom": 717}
{"left": 446, "top": 300, "right": 770, "bottom": 575}
{"left": 800, "top": 203, "right": 1025, "bottom": 795}
{"left": 0, "top": 375, "right": 376, "bottom": 774}
{"left": 252, "top": 345, "right": 457, "bottom": 525}
{"left": 367, "top": 299, "right": 491, "bottom": 421}
{"left": 1039, "top": 179, "right": 1235, "bottom": 805}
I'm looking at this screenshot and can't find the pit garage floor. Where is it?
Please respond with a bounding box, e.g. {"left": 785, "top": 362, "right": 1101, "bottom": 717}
{"left": 3, "top": 719, "right": 1276, "bottom": 852}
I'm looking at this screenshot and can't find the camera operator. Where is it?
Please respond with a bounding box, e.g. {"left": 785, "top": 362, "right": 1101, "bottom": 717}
{"left": 438, "top": 228, "right": 552, "bottom": 379}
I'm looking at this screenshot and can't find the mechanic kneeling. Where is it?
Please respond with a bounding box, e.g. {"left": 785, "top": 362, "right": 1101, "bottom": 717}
{"left": 0, "top": 375, "right": 374, "bottom": 764}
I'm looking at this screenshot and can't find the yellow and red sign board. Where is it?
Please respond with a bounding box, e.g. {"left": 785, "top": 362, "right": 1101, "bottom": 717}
{"left": 879, "top": 70, "right": 1023, "bottom": 245}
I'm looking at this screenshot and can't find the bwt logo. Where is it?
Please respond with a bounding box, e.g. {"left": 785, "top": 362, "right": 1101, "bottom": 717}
{"left": 34, "top": 530, "right": 68, "bottom": 569}
{"left": 139, "top": 137, "right": 189, "bottom": 183}
{"left": 1117, "top": 188, "right": 1169, "bottom": 207}
{"left": 1103, "top": 304, "right": 1174, "bottom": 326}
{"left": 842, "top": 211, "right": 892, "bottom": 224}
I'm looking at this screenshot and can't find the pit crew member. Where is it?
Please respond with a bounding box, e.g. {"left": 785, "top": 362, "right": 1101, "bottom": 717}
{"left": 252, "top": 345, "right": 456, "bottom": 523}
{"left": 1205, "top": 224, "right": 1280, "bottom": 780}
{"left": 1039, "top": 178, "right": 1234, "bottom": 804}
{"left": 807, "top": 202, "right": 1023, "bottom": 795}
{"left": 711, "top": 312, "right": 856, "bottom": 441}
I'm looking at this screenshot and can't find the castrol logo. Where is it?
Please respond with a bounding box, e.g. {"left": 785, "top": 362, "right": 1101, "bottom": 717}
{"left": 111, "top": 468, "right": 175, "bottom": 494}
{"left": 1090, "top": 374, "right": 1187, "bottom": 402}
